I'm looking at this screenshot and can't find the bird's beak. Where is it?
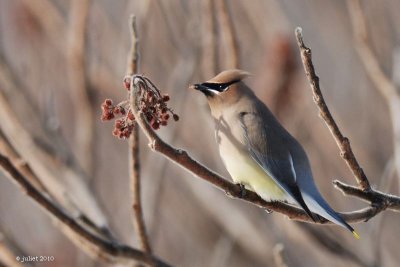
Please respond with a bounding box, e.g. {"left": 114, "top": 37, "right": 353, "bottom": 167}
{"left": 190, "top": 83, "right": 208, "bottom": 92}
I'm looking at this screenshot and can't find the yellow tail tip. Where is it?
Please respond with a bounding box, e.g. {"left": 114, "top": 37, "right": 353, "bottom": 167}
{"left": 352, "top": 231, "right": 360, "bottom": 240}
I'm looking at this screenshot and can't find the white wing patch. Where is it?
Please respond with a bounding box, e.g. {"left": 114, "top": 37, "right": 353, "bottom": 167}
{"left": 288, "top": 153, "right": 297, "bottom": 182}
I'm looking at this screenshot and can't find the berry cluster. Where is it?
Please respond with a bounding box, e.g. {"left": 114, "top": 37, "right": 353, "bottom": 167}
{"left": 138, "top": 90, "right": 179, "bottom": 130}
{"left": 101, "top": 75, "right": 179, "bottom": 139}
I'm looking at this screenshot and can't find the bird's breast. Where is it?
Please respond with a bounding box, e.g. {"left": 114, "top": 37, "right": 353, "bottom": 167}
{"left": 214, "top": 115, "right": 286, "bottom": 201}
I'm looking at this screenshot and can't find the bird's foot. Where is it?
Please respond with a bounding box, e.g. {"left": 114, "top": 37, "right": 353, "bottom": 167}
{"left": 264, "top": 209, "right": 273, "bottom": 214}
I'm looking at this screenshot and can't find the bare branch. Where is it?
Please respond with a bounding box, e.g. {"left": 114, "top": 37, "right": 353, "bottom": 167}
{"left": 0, "top": 131, "right": 47, "bottom": 193}
{"left": 127, "top": 15, "right": 140, "bottom": 76}
{"left": 347, "top": 0, "right": 400, "bottom": 187}
{"left": 0, "top": 88, "right": 108, "bottom": 229}
{"left": 294, "top": 27, "right": 400, "bottom": 220}
{"left": 0, "top": 153, "right": 172, "bottom": 267}
{"left": 0, "top": 232, "right": 26, "bottom": 267}
{"left": 295, "top": 27, "right": 371, "bottom": 191}
{"left": 67, "top": 0, "right": 94, "bottom": 175}
{"left": 216, "top": 0, "right": 240, "bottom": 69}
{"left": 333, "top": 180, "right": 400, "bottom": 212}
{"left": 201, "top": 0, "right": 218, "bottom": 77}
{"left": 126, "top": 15, "right": 153, "bottom": 258}
{"left": 19, "top": 0, "right": 65, "bottom": 46}
{"left": 347, "top": 0, "right": 397, "bottom": 101}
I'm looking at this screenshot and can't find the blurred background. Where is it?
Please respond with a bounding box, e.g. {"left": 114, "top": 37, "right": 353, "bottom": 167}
{"left": 0, "top": 0, "right": 399, "bottom": 266}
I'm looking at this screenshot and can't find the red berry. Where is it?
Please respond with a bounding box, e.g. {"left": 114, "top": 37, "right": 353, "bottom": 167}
{"left": 162, "top": 94, "right": 170, "bottom": 102}
{"left": 124, "top": 77, "right": 131, "bottom": 90}
{"left": 128, "top": 111, "right": 135, "bottom": 120}
{"left": 115, "top": 120, "right": 123, "bottom": 129}
{"left": 151, "top": 121, "right": 160, "bottom": 130}
{"left": 105, "top": 99, "right": 113, "bottom": 106}
{"left": 162, "top": 113, "right": 170, "bottom": 120}
{"left": 173, "top": 114, "right": 179, "bottom": 121}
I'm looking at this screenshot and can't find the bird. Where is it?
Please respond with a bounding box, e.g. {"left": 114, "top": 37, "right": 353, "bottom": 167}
{"left": 191, "top": 69, "right": 359, "bottom": 238}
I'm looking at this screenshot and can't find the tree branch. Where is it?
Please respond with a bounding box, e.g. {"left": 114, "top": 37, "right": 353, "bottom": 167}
{"left": 67, "top": 0, "right": 94, "bottom": 175}
{"left": 0, "top": 231, "right": 26, "bottom": 267}
{"left": 216, "top": 0, "right": 240, "bottom": 69}
{"left": 0, "top": 153, "right": 172, "bottom": 267}
{"left": 294, "top": 27, "right": 400, "bottom": 216}
{"left": 201, "top": 0, "right": 218, "bottom": 77}
{"left": 295, "top": 27, "right": 371, "bottom": 191}
{"left": 0, "top": 86, "right": 108, "bottom": 229}
{"left": 126, "top": 15, "right": 153, "bottom": 258}
{"left": 333, "top": 180, "right": 400, "bottom": 212}
{"left": 347, "top": 0, "right": 400, "bottom": 188}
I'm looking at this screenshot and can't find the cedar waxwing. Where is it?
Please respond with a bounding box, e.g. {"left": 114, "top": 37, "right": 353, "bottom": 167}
{"left": 192, "top": 69, "right": 359, "bottom": 238}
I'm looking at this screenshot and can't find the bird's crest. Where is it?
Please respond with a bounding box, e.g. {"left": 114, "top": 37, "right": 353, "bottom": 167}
{"left": 207, "top": 69, "right": 252, "bottom": 84}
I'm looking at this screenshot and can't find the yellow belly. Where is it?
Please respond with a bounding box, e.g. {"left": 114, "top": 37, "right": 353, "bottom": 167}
{"left": 220, "top": 147, "right": 287, "bottom": 201}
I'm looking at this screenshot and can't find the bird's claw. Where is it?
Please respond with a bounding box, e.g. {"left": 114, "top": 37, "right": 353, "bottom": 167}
{"left": 265, "top": 209, "right": 273, "bottom": 214}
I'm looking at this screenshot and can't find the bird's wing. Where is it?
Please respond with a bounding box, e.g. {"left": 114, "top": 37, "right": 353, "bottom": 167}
{"left": 239, "top": 112, "right": 316, "bottom": 220}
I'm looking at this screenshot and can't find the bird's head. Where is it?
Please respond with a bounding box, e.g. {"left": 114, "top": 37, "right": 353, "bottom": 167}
{"left": 191, "top": 69, "right": 252, "bottom": 100}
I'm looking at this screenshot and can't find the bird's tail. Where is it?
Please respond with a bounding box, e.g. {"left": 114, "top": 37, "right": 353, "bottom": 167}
{"left": 302, "top": 193, "right": 360, "bottom": 239}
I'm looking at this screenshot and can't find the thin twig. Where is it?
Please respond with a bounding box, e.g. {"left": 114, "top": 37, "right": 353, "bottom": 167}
{"left": 0, "top": 153, "right": 172, "bottom": 267}
{"left": 333, "top": 180, "right": 400, "bottom": 211}
{"left": 127, "top": 15, "right": 153, "bottom": 257}
{"left": 126, "top": 15, "right": 140, "bottom": 76}
{"left": 295, "top": 27, "right": 371, "bottom": 191}
{"left": 295, "top": 27, "right": 400, "bottom": 218}
{"left": 0, "top": 88, "right": 108, "bottom": 227}
{"left": 67, "top": 0, "right": 94, "bottom": 175}
{"left": 0, "top": 232, "right": 26, "bottom": 267}
{"left": 20, "top": 0, "right": 64, "bottom": 46}
{"left": 216, "top": 0, "right": 240, "bottom": 69}
{"left": 201, "top": 0, "right": 218, "bottom": 77}
{"left": 128, "top": 75, "right": 399, "bottom": 224}
{"left": 0, "top": 58, "right": 116, "bottom": 239}
{"left": 347, "top": 0, "right": 400, "bottom": 186}
{"left": 0, "top": 131, "right": 47, "bottom": 192}
{"left": 347, "top": 0, "right": 397, "bottom": 102}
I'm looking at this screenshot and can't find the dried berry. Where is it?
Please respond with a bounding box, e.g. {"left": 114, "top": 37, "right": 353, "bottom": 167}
{"left": 115, "top": 120, "right": 123, "bottom": 129}
{"left": 162, "top": 113, "right": 170, "bottom": 120}
{"left": 105, "top": 99, "right": 113, "bottom": 106}
{"left": 151, "top": 121, "right": 160, "bottom": 130}
{"left": 101, "top": 75, "right": 180, "bottom": 139}
{"left": 127, "top": 111, "right": 135, "bottom": 120}
{"left": 162, "top": 94, "right": 170, "bottom": 102}
{"left": 124, "top": 77, "right": 131, "bottom": 90}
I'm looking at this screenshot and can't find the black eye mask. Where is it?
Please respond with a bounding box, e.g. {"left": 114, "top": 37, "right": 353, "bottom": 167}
{"left": 200, "top": 80, "right": 240, "bottom": 92}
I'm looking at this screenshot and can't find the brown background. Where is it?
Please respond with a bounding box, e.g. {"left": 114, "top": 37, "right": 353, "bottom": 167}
{"left": 0, "top": 0, "right": 399, "bottom": 266}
